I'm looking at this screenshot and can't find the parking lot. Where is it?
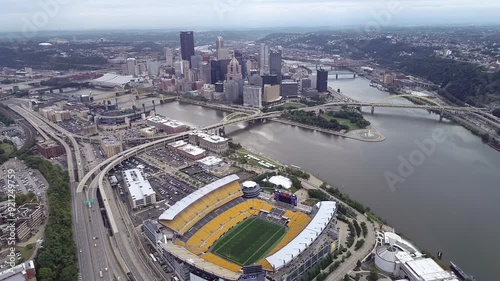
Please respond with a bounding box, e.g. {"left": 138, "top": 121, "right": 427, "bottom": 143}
{"left": 149, "top": 173, "right": 196, "bottom": 205}
{"left": 0, "top": 159, "right": 48, "bottom": 198}
{"left": 145, "top": 147, "right": 191, "bottom": 168}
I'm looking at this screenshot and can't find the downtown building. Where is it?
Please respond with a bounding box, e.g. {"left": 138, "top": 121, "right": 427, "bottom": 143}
{"left": 316, "top": 69, "right": 328, "bottom": 93}
{"left": 180, "top": 31, "right": 195, "bottom": 67}
{"left": 243, "top": 85, "right": 263, "bottom": 109}
{"left": 123, "top": 169, "right": 157, "bottom": 209}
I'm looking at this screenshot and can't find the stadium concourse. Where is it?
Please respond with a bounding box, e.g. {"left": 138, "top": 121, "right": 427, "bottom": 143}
{"left": 157, "top": 174, "right": 339, "bottom": 281}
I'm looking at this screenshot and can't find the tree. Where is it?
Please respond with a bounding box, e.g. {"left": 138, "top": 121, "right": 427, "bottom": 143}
{"left": 343, "top": 274, "right": 350, "bottom": 281}
{"left": 367, "top": 269, "right": 379, "bottom": 281}
{"left": 481, "top": 133, "right": 490, "bottom": 143}
{"left": 493, "top": 108, "right": 500, "bottom": 118}
{"left": 356, "top": 260, "right": 362, "bottom": 269}
{"left": 38, "top": 267, "right": 56, "bottom": 281}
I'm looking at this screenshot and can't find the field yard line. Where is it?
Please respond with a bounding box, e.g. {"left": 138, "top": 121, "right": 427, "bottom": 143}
{"left": 213, "top": 217, "right": 257, "bottom": 255}
{"left": 242, "top": 226, "right": 285, "bottom": 265}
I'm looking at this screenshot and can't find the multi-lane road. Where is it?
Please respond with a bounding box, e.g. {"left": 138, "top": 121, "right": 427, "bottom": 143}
{"left": 9, "top": 104, "right": 123, "bottom": 281}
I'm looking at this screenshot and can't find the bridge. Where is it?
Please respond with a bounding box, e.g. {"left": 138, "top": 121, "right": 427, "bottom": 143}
{"left": 203, "top": 111, "right": 280, "bottom": 133}
{"left": 306, "top": 94, "right": 487, "bottom": 121}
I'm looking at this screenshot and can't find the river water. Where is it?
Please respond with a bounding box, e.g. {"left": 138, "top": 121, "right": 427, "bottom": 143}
{"left": 155, "top": 76, "right": 499, "bottom": 280}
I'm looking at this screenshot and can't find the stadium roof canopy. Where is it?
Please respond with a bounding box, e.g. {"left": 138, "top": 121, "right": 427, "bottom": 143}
{"left": 159, "top": 174, "right": 240, "bottom": 221}
{"left": 266, "top": 201, "right": 337, "bottom": 270}
{"left": 91, "top": 73, "right": 133, "bottom": 88}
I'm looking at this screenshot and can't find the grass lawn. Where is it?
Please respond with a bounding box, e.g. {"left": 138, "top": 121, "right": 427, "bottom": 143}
{"left": 283, "top": 102, "right": 307, "bottom": 109}
{"left": 321, "top": 115, "right": 362, "bottom": 131}
{"left": 305, "top": 198, "right": 320, "bottom": 206}
{"left": 0, "top": 143, "right": 15, "bottom": 156}
{"left": 16, "top": 243, "right": 36, "bottom": 261}
{"left": 212, "top": 217, "right": 286, "bottom": 265}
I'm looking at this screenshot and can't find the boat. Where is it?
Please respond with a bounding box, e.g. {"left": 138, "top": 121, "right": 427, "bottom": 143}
{"left": 450, "top": 261, "right": 475, "bottom": 281}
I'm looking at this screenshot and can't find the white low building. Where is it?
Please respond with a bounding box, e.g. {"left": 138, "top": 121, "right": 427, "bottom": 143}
{"left": 197, "top": 156, "right": 224, "bottom": 172}
{"left": 375, "top": 232, "right": 459, "bottom": 281}
{"left": 123, "top": 169, "right": 156, "bottom": 209}
{"left": 268, "top": 175, "right": 292, "bottom": 189}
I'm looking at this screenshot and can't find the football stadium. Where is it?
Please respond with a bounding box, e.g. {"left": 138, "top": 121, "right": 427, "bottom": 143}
{"left": 156, "top": 174, "right": 339, "bottom": 281}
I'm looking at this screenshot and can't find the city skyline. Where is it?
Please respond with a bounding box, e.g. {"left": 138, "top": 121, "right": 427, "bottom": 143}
{"left": 1, "top": 0, "right": 500, "bottom": 32}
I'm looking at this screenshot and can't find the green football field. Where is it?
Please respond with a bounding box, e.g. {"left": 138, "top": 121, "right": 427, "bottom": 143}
{"left": 211, "top": 217, "right": 286, "bottom": 266}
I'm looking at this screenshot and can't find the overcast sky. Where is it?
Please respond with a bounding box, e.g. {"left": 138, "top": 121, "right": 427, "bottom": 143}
{"left": 1, "top": 0, "right": 499, "bottom": 32}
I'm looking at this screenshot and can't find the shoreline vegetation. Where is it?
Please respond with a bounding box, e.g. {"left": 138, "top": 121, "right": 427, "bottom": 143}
{"left": 281, "top": 109, "right": 370, "bottom": 132}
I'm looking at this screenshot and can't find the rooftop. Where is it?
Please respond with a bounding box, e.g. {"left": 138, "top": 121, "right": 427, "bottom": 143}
{"left": 123, "top": 169, "right": 155, "bottom": 201}
{"left": 147, "top": 116, "right": 186, "bottom": 128}
{"left": 406, "top": 258, "right": 459, "bottom": 281}
{"left": 37, "top": 140, "right": 61, "bottom": 148}
{"left": 101, "top": 136, "right": 121, "bottom": 146}
{"left": 197, "top": 156, "right": 223, "bottom": 166}
{"left": 266, "top": 201, "right": 337, "bottom": 270}
{"left": 268, "top": 175, "right": 292, "bottom": 189}
{"left": 202, "top": 135, "right": 228, "bottom": 144}
{"left": 92, "top": 73, "right": 134, "bottom": 86}
{"left": 178, "top": 144, "right": 205, "bottom": 156}
{"left": 159, "top": 174, "right": 239, "bottom": 221}
{"left": 168, "top": 140, "right": 188, "bottom": 148}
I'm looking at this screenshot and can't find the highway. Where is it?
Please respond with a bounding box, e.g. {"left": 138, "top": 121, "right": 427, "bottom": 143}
{"left": 9, "top": 104, "right": 122, "bottom": 281}
{"left": 13, "top": 102, "right": 182, "bottom": 281}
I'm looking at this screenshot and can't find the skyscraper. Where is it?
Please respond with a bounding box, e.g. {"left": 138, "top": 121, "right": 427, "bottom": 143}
{"left": 165, "top": 48, "right": 174, "bottom": 67}
{"left": 243, "top": 85, "right": 262, "bottom": 109}
{"left": 269, "top": 49, "right": 282, "bottom": 83}
{"left": 216, "top": 36, "right": 224, "bottom": 51}
{"left": 226, "top": 56, "right": 243, "bottom": 81}
{"left": 180, "top": 31, "right": 195, "bottom": 66}
{"left": 126, "top": 58, "right": 136, "bottom": 76}
{"left": 210, "top": 60, "right": 223, "bottom": 84}
{"left": 316, "top": 69, "right": 328, "bottom": 92}
{"left": 259, "top": 43, "right": 270, "bottom": 75}
{"left": 190, "top": 54, "right": 202, "bottom": 70}
{"left": 234, "top": 51, "right": 247, "bottom": 79}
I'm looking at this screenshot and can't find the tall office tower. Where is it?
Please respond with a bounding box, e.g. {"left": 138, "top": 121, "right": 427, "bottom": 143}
{"left": 174, "top": 61, "right": 183, "bottom": 77}
{"left": 217, "top": 48, "right": 231, "bottom": 60}
{"left": 181, "top": 60, "right": 190, "bottom": 76}
{"left": 210, "top": 60, "right": 223, "bottom": 84}
{"left": 126, "top": 58, "right": 137, "bottom": 76}
{"left": 224, "top": 79, "right": 239, "bottom": 102}
{"left": 259, "top": 43, "right": 270, "bottom": 75}
{"left": 316, "top": 69, "right": 328, "bottom": 93}
{"left": 201, "top": 62, "right": 212, "bottom": 84}
{"left": 226, "top": 56, "right": 243, "bottom": 81}
{"left": 269, "top": 49, "right": 282, "bottom": 83}
{"left": 219, "top": 59, "right": 231, "bottom": 82}
{"left": 190, "top": 54, "right": 202, "bottom": 70}
{"left": 234, "top": 51, "right": 247, "bottom": 79}
{"left": 165, "top": 48, "right": 174, "bottom": 67}
{"left": 147, "top": 60, "right": 159, "bottom": 77}
{"left": 216, "top": 36, "right": 224, "bottom": 51}
{"left": 243, "top": 85, "right": 262, "bottom": 109}
{"left": 180, "top": 31, "right": 195, "bottom": 66}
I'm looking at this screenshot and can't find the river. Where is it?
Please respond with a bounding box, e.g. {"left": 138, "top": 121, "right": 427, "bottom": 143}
{"left": 154, "top": 76, "right": 499, "bottom": 281}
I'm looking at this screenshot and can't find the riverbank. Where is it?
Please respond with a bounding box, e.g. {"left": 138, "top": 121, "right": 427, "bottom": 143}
{"left": 271, "top": 118, "right": 385, "bottom": 142}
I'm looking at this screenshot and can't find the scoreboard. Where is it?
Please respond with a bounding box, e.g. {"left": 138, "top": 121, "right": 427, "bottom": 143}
{"left": 274, "top": 190, "right": 298, "bottom": 206}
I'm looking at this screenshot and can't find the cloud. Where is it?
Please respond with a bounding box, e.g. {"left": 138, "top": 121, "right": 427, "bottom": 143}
{"left": 0, "top": 0, "right": 499, "bottom": 32}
